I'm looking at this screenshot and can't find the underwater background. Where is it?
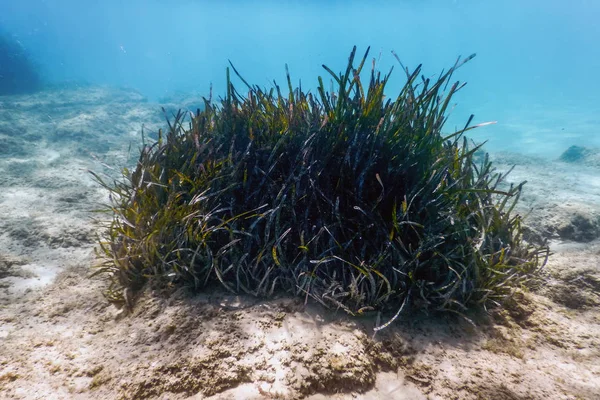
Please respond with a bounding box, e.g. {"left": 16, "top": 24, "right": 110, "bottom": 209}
{"left": 2, "top": 2, "right": 600, "bottom": 399}
{"left": 1, "top": 0, "right": 599, "bottom": 157}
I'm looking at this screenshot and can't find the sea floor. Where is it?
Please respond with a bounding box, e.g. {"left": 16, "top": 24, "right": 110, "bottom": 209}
{"left": 0, "top": 86, "right": 599, "bottom": 400}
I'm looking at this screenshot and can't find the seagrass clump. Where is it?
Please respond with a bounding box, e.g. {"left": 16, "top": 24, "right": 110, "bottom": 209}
{"left": 93, "top": 47, "right": 548, "bottom": 329}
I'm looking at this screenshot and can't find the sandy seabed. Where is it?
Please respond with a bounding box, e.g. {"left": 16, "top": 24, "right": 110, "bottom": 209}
{"left": 0, "top": 86, "right": 599, "bottom": 400}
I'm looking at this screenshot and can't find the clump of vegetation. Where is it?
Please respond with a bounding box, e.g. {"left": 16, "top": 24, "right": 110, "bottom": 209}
{"left": 0, "top": 30, "right": 42, "bottom": 95}
{"left": 93, "top": 47, "right": 548, "bottom": 329}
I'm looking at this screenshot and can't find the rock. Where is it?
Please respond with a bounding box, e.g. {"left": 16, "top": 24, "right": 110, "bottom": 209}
{"left": 521, "top": 202, "right": 600, "bottom": 243}
{"left": 556, "top": 212, "right": 600, "bottom": 242}
{"left": 559, "top": 145, "right": 600, "bottom": 167}
{"left": 0, "top": 32, "right": 42, "bottom": 95}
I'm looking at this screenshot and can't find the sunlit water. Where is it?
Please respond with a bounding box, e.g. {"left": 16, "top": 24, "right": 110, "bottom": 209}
{"left": 1, "top": 0, "right": 599, "bottom": 157}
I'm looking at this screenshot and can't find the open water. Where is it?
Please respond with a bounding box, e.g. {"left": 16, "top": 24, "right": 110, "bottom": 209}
{"left": 1, "top": 0, "right": 599, "bottom": 157}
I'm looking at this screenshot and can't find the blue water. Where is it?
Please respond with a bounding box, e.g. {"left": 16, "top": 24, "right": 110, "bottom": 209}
{"left": 1, "top": 0, "right": 599, "bottom": 157}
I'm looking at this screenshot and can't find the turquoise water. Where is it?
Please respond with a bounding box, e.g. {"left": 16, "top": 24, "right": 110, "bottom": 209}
{"left": 1, "top": 0, "right": 599, "bottom": 157}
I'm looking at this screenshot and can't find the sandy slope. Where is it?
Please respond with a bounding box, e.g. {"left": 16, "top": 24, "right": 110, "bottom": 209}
{"left": 0, "top": 87, "right": 599, "bottom": 400}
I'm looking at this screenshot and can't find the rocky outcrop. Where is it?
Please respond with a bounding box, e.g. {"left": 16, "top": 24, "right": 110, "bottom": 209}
{"left": 559, "top": 145, "right": 600, "bottom": 168}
